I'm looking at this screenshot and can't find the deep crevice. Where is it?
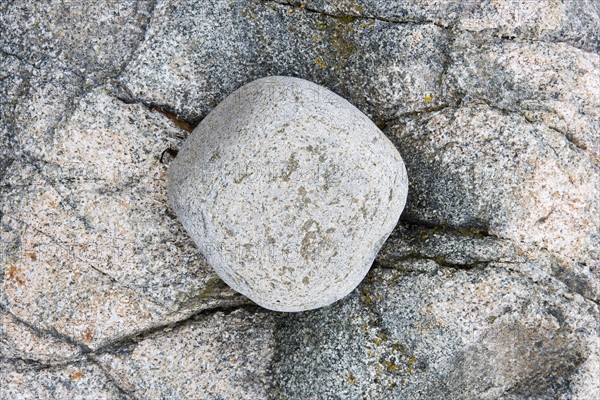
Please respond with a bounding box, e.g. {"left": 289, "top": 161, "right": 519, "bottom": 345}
{"left": 264, "top": 0, "right": 449, "bottom": 28}
{"left": 92, "top": 303, "right": 262, "bottom": 356}
{"left": 375, "top": 254, "right": 495, "bottom": 272}
{"left": 87, "top": 356, "right": 140, "bottom": 400}
{"left": 0, "top": 303, "right": 90, "bottom": 355}
{"left": 115, "top": 95, "right": 200, "bottom": 133}
{"left": 398, "top": 215, "right": 498, "bottom": 240}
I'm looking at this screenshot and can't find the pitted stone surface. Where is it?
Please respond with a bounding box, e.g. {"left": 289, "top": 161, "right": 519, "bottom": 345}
{"left": 168, "top": 76, "right": 408, "bottom": 311}
{"left": 2, "top": 0, "right": 599, "bottom": 397}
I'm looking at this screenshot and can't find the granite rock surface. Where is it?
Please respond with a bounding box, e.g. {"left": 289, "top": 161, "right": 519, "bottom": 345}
{"left": 1, "top": 0, "right": 598, "bottom": 398}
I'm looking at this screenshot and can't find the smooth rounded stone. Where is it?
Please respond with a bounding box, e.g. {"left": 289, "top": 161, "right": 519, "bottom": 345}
{"left": 168, "top": 76, "right": 408, "bottom": 312}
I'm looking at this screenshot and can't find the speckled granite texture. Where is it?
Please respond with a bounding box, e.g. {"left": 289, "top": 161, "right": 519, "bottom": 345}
{"left": 168, "top": 76, "right": 408, "bottom": 312}
{"left": 1, "top": 0, "right": 599, "bottom": 398}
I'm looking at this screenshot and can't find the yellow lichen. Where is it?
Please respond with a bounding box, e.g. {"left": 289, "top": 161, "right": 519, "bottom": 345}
{"left": 380, "top": 360, "right": 401, "bottom": 373}
{"left": 315, "top": 58, "right": 326, "bottom": 69}
{"left": 329, "top": 18, "right": 357, "bottom": 60}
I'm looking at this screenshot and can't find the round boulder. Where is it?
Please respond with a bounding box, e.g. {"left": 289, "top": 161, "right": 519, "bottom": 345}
{"left": 168, "top": 76, "right": 408, "bottom": 311}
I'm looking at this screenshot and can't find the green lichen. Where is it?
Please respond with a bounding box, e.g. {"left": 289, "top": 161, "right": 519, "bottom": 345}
{"left": 309, "top": 12, "right": 361, "bottom": 73}
{"left": 315, "top": 57, "right": 326, "bottom": 69}
{"left": 357, "top": 279, "right": 418, "bottom": 389}
{"left": 329, "top": 17, "right": 357, "bottom": 61}
{"left": 239, "top": 3, "right": 260, "bottom": 20}
{"left": 197, "top": 277, "right": 226, "bottom": 298}
{"left": 334, "top": 15, "right": 358, "bottom": 25}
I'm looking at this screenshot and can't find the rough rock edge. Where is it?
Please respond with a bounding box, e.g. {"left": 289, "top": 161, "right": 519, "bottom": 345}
{"left": 267, "top": 0, "right": 448, "bottom": 28}
{"left": 3, "top": 243, "right": 597, "bottom": 365}
{"left": 267, "top": 0, "right": 600, "bottom": 55}
{"left": 3, "top": 0, "right": 160, "bottom": 155}
{"left": 2, "top": 1, "right": 598, "bottom": 394}
{"left": 113, "top": 0, "right": 597, "bottom": 165}
{"left": 385, "top": 219, "right": 600, "bottom": 307}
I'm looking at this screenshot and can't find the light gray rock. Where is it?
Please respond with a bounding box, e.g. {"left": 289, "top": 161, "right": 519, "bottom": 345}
{"left": 388, "top": 103, "right": 600, "bottom": 301}
{"left": 168, "top": 76, "right": 408, "bottom": 311}
{"left": 281, "top": 0, "right": 600, "bottom": 54}
{"left": 272, "top": 261, "right": 600, "bottom": 400}
{"left": 0, "top": 88, "right": 248, "bottom": 352}
{"left": 1, "top": 0, "right": 599, "bottom": 398}
{"left": 0, "top": 359, "right": 125, "bottom": 400}
{"left": 446, "top": 34, "right": 600, "bottom": 163}
{"left": 117, "top": 0, "right": 449, "bottom": 124}
{"left": 97, "top": 309, "right": 276, "bottom": 400}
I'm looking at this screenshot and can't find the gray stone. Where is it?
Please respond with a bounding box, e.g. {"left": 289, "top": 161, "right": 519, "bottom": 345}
{"left": 168, "top": 76, "right": 408, "bottom": 311}
{"left": 0, "top": 307, "right": 82, "bottom": 365}
{"left": 0, "top": 0, "right": 155, "bottom": 83}
{"left": 388, "top": 103, "right": 600, "bottom": 301}
{"left": 1, "top": 88, "right": 248, "bottom": 352}
{"left": 0, "top": 359, "right": 125, "bottom": 399}
{"left": 1, "top": 0, "right": 599, "bottom": 397}
{"left": 272, "top": 262, "right": 600, "bottom": 400}
{"left": 117, "top": 0, "right": 449, "bottom": 124}
{"left": 446, "top": 34, "right": 600, "bottom": 162}
{"left": 97, "top": 309, "right": 276, "bottom": 399}
{"left": 282, "top": 0, "right": 600, "bottom": 54}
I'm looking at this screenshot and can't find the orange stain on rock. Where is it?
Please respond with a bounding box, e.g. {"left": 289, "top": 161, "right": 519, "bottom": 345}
{"left": 6, "top": 266, "right": 26, "bottom": 286}
{"left": 70, "top": 370, "right": 84, "bottom": 380}
{"left": 82, "top": 327, "right": 94, "bottom": 343}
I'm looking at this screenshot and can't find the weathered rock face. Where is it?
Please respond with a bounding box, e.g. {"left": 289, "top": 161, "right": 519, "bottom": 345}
{"left": 168, "top": 76, "right": 408, "bottom": 311}
{"left": 1, "top": 0, "right": 599, "bottom": 398}
{"left": 97, "top": 309, "right": 277, "bottom": 399}
{"left": 272, "top": 263, "right": 600, "bottom": 400}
